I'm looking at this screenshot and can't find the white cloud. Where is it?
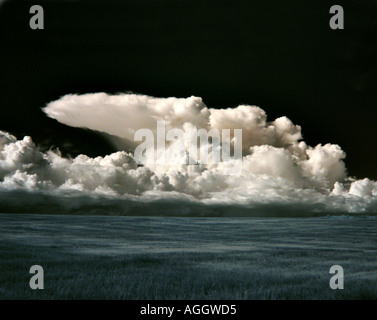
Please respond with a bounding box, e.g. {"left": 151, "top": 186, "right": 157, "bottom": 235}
{"left": 0, "top": 93, "right": 376, "bottom": 215}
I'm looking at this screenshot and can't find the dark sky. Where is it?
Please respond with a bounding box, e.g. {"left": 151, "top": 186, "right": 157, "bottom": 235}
{"left": 0, "top": 0, "right": 376, "bottom": 179}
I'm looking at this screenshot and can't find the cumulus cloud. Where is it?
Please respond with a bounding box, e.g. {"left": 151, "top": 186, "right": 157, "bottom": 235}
{"left": 0, "top": 93, "right": 376, "bottom": 216}
{"left": 44, "top": 94, "right": 210, "bottom": 145}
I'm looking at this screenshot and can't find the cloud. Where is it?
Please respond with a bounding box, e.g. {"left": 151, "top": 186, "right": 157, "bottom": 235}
{"left": 43, "top": 94, "right": 210, "bottom": 144}
{"left": 0, "top": 93, "right": 376, "bottom": 215}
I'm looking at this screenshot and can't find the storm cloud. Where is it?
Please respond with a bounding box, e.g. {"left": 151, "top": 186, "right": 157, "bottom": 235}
{"left": 0, "top": 93, "right": 375, "bottom": 216}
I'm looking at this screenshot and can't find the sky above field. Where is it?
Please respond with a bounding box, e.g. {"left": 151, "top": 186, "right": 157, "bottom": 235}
{"left": 0, "top": 0, "right": 376, "bottom": 215}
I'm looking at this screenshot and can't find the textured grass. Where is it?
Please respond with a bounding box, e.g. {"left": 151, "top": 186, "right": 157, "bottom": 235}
{"left": 0, "top": 214, "right": 376, "bottom": 299}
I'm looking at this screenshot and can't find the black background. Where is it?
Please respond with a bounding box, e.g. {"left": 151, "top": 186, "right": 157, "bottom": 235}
{"left": 0, "top": 0, "right": 376, "bottom": 179}
{"left": 0, "top": 300, "right": 372, "bottom": 317}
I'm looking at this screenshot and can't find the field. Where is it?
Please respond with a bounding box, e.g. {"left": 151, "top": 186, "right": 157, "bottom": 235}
{"left": 0, "top": 213, "right": 376, "bottom": 299}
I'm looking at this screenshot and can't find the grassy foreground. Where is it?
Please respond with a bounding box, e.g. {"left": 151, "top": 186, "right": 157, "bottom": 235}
{"left": 0, "top": 214, "right": 376, "bottom": 299}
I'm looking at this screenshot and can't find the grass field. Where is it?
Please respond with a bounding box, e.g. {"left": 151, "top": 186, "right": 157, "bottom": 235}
{"left": 0, "top": 213, "right": 376, "bottom": 299}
